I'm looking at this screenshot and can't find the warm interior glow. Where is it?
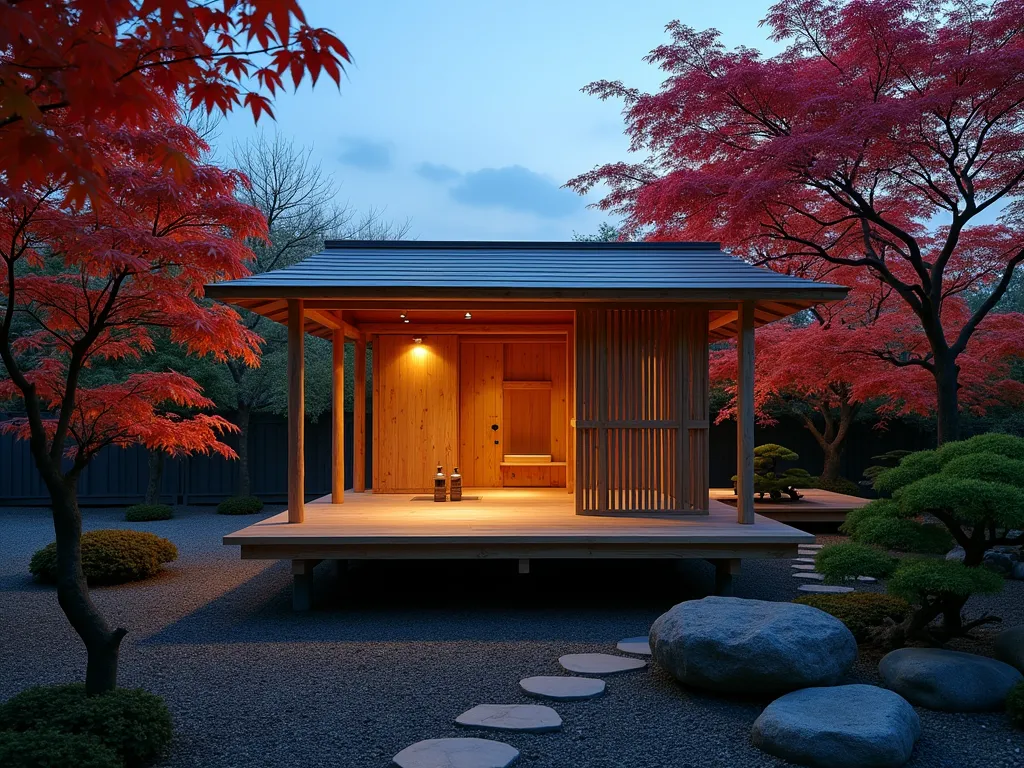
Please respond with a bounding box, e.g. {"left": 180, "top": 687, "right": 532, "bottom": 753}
{"left": 410, "top": 340, "right": 429, "bottom": 360}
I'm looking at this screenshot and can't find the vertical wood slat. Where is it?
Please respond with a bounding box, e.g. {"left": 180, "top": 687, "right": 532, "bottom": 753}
{"left": 736, "top": 300, "right": 756, "bottom": 524}
{"left": 353, "top": 335, "right": 367, "bottom": 493}
{"left": 287, "top": 299, "right": 305, "bottom": 523}
{"left": 331, "top": 323, "right": 345, "bottom": 504}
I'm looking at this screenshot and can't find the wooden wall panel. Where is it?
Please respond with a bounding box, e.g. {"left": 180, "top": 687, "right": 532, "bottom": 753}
{"left": 575, "top": 308, "right": 708, "bottom": 515}
{"left": 459, "top": 342, "right": 503, "bottom": 487}
{"left": 373, "top": 335, "right": 458, "bottom": 493}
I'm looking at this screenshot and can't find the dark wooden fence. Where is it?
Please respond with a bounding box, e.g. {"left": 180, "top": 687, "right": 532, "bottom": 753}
{"left": 1, "top": 410, "right": 930, "bottom": 507}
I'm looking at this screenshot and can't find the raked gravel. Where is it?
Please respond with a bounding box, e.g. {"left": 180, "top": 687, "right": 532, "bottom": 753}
{"left": 1, "top": 507, "right": 1022, "bottom": 768}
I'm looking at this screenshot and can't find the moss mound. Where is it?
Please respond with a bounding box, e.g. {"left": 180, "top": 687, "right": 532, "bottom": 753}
{"left": 29, "top": 530, "right": 177, "bottom": 586}
{"left": 0, "top": 683, "right": 173, "bottom": 767}
{"left": 0, "top": 729, "right": 121, "bottom": 768}
{"left": 794, "top": 592, "right": 911, "bottom": 641}
{"left": 124, "top": 504, "right": 173, "bottom": 522}
{"left": 814, "top": 477, "right": 862, "bottom": 497}
{"left": 216, "top": 495, "right": 264, "bottom": 515}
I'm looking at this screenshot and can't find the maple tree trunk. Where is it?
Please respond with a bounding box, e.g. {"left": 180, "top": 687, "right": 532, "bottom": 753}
{"left": 819, "top": 443, "right": 843, "bottom": 482}
{"left": 933, "top": 356, "right": 961, "bottom": 446}
{"left": 45, "top": 471, "right": 127, "bottom": 695}
{"left": 144, "top": 450, "right": 164, "bottom": 505}
{"left": 236, "top": 403, "right": 252, "bottom": 497}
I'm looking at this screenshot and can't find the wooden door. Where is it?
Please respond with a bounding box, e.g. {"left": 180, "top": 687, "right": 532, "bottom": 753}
{"left": 459, "top": 342, "right": 503, "bottom": 487}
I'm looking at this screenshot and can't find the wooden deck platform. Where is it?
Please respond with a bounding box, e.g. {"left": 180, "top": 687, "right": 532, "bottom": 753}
{"left": 710, "top": 487, "right": 869, "bottom": 523}
{"left": 224, "top": 488, "right": 814, "bottom": 562}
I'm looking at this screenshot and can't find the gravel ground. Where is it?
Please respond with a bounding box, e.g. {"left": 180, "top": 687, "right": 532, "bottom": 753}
{"left": 1, "top": 506, "right": 1022, "bottom": 768}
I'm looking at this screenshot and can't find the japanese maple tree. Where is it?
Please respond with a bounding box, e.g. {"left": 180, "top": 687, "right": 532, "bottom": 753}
{"left": 0, "top": 1, "right": 349, "bottom": 694}
{"left": 569, "top": 0, "right": 1024, "bottom": 444}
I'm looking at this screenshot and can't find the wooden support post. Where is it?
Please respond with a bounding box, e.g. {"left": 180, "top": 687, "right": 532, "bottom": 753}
{"left": 287, "top": 299, "right": 305, "bottom": 523}
{"left": 332, "top": 324, "right": 345, "bottom": 504}
{"left": 291, "top": 559, "right": 320, "bottom": 611}
{"left": 712, "top": 558, "right": 742, "bottom": 596}
{"left": 736, "top": 300, "right": 755, "bottom": 525}
{"left": 518, "top": 558, "right": 530, "bottom": 575}
{"left": 353, "top": 335, "right": 367, "bottom": 493}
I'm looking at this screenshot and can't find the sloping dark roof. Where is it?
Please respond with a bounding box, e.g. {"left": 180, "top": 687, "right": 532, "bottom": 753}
{"left": 205, "top": 240, "right": 847, "bottom": 301}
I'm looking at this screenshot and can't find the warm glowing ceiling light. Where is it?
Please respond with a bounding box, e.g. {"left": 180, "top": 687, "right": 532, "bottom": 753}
{"left": 400, "top": 313, "right": 407, "bottom": 319}
{"left": 413, "top": 337, "right": 423, "bottom": 344}
{"left": 464, "top": 312, "right": 472, "bottom": 319}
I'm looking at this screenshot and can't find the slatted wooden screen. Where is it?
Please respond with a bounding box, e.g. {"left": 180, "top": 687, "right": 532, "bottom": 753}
{"left": 575, "top": 308, "right": 709, "bottom": 516}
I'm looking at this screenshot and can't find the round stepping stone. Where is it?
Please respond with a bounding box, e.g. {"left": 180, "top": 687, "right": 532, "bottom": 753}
{"left": 559, "top": 652, "right": 646, "bottom": 675}
{"left": 392, "top": 738, "right": 519, "bottom": 768}
{"left": 616, "top": 636, "right": 652, "bottom": 655}
{"left": 520, "top": 675, "right": 605, "bottom": 701}
{"left": 793, "top": 572, "right": 825, "bottom": 580}
{"left": 798, "top": 584, "right": 855, "bottom": 594}
{"left": 794, "top": 557, "right": 816, "bottom": 563}
{"left": 456, "top": 704, "right": 562, "bottom": 733}
{"left": 801, "top": 544, "right": 824, "bottom": 550}
{"left": 857, "top": 576, "right": 877, "bottom": 583}
{"left": 791, "top": 564, "right": 817, "bottom": 570}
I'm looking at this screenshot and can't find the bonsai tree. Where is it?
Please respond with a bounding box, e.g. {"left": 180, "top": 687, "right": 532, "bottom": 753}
{"left": 817, "top": 434, "right": 1024, "bottom": 644}
{"left": 734, "top": 444, "right": 815, "bottom": 502}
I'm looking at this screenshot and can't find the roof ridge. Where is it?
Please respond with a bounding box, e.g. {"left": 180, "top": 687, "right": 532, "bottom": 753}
{"left": 321, "top": 240, "right": 722, "bottom": 250}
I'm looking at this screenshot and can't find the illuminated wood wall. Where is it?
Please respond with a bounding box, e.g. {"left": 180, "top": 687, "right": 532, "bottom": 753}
{"left": 575, "top": 308, "right": 709, "bottom": 515}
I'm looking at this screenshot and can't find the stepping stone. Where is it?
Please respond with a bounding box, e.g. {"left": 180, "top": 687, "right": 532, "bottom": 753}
{"left": 616, "top": 636, "right": 651, "bottom": 655}
{"left": 801, "top": 544, "right": 824, "bottom": 550}
{"left": 797, "top": 550, "right": 818, "bottom": 557}
{"left": 794, "top": 557, "right": 816, "bottom": 563}
{"left": 559, "top": 653, "right": 646, "bottom": 675}
{"left": 857, "top": 576, "right": 877, "bottom": 583}
{"left": 791, "top": 564, "right": 816, "bottom": 570}
{"left": 392, "top": 738, "right": 519, "bottom": 768}
{"left": 793, "top": 572, "right": 825, "bottom": 580}
{"left": 798, "top": 584, "right": 855, "bottom": 593}
{"left": 520, "top": 676, "right": 605, "bottom": 701}
{"left": 455, "top": 704, "right": 562, "bottom": 733}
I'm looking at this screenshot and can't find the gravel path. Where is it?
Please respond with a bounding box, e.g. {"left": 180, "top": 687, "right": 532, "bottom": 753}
{"left": 1, "top": 506, "right": 1022, "bottom": 768}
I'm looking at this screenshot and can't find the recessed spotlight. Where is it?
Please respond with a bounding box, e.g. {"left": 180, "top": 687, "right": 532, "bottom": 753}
{"left": 403, "top": 318, "right": 410, "bottom": 323}
{"left": 464, "top": 312, "right": 472, "bottom": 320}
{"left": 413, "top": 337, "right": 423, "bottom": 344}
{"left": 400, "top": 313, "right": 407, "bottom": 319}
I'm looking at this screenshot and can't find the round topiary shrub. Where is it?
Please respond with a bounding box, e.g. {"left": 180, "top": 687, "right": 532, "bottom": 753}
{"left": 1008, "top": 681, "right": 1024, "bottom": 728}
{"left": 29, "top": 530, "right": 178, "bottom": 586}
{"left": 216, "top": 495, "right": 264, "bottom": 515}
{"left": 0, "top": 729, "right": 121, "bottom": 768}
{"left": 814, "top": 477, "right": 862, "bottom": 497}
{"left": 0, "top": 683, "right": 173, "bottom": 767}
{"left": 124, "top": 504, "right": 173, "bottom": 522}
{"left": 794, "top": 592, "right": 911, "bottom": 641}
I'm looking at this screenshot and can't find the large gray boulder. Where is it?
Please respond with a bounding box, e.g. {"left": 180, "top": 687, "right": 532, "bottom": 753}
{"left": 995, "top": 626, "right": 1024, "bottom": 673}
{"left": 879, "top": 648, "right": 1023, "bottom": 712}
{"left": 649, "top": 596, "right": 857, "bottom": 695}
{"left": 752, "top": 685, "right": 920, "bottom": 768}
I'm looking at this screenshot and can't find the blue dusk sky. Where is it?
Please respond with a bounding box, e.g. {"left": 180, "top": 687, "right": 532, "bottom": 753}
{"left": 219, "top": 1, "right": 784, "bottom": 240}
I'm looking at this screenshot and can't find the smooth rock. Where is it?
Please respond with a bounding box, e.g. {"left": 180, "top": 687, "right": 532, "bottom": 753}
{"left": 616, "top": 636, "right": 652, "bottom": 655}
{"left": 793, "top": 572, "right": 825, "bottom": 580}
{"left": 792, "top": 564, "right": 817, "bottom": 570}
{"left": 392, "top": 738, "right": 519, "bottom": 768}
{"left": 1012, "top": 562, "right": 1024, "bottom": 581}
{"left": 649, "top": 596, "right": 857, "bottom": 695}
{"left": 558, "top": 653, "right": 646, "bottom": 675}
{"left": 983, "top": 550, "right": 1015, "bottom": 576}
{"left": 456, "top": 704, "right": 562, "bottom": 733}
{"left": 798, "top": 584, "right": 855, "bottom": 594}
{"left": 857, "top": 576, "right": 877, "bottom": 583}
{"left": 879, "top": 648, "right": 1023, "bottom": 712}
{"left": 752, "top": 684, "right": 920, "bottom": 768}
{"left": 995, "top": 626, "right": 1024, "bottom": 673}
{"left": 519, "top": 676, "right": 605, "bottom": 701}
{"left": 945, "top": 545, "right": 965, "bottom": 562}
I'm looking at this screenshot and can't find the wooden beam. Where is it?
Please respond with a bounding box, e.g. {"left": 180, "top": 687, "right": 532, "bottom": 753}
{"left": 306, "top": 308, "right": 342, "bottom": 329}
{"left": 353, "top": 335, "right": 367, "bottom": 492}
{"left": 358, "top": 323, "right": 571, "bottom": 335}
{"left": 736, "top": 300, "right": 755, "bottom": 525}
{"left": 708, "top": 311, "right": 737, "bottom": 331}
{"left": 332, "top": 325, "right": 345, "bottom": 504}
{"left": 287, "top": 299, "right": 305, "bottom": 523}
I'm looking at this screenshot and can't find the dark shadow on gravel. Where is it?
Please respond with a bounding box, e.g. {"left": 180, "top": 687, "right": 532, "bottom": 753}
{"left": 143, "top": 557, "right": 721, "bottom": 646}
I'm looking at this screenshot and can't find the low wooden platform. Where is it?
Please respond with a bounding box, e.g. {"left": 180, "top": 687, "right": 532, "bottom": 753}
{"left": 224, "top": 488, "right": 814, "bottom": 561}
{"left": 710, "top": 487, "right": 870, "bottom": 523}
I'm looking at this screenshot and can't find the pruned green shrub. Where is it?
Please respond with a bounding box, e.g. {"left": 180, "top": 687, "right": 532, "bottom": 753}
{"left": 0, "top": 683, "right": 173, "bottom": 767}
{"left": 828, "top": 434, "right": 1024, "bottom": 643}
{"left": 216, "top": 495, "right": 263, "bottom": 515}
{"left": 732, "top": 443, "right": 815, "bottom": 501}
{"left": 124, "top": 504, "right": 173, "bottom": 522}
{"left": 817, "top": 542, "right": 898, "bottom": 584}
{"left": 0, "top": 729, "right": 120, "bottom": 768}
{"left": 1008, "top": 681, "right": 1024, "bottom": 728}
{"left": 794, "top": 592, "right": 911, "bottom": 641}
{"left": 29, "top": 530, "right": 177, "bottom": 586}
{"left": 815, "top": 477, "right": 862, "bottom": 497}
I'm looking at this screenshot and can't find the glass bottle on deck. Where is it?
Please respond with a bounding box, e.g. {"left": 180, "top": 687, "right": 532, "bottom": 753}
{"left": 450, "top": 467, "right": 462, "bottom": 502}
{"left": 434, "top": 464, "right": 447, "bottom": 502}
